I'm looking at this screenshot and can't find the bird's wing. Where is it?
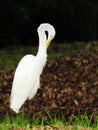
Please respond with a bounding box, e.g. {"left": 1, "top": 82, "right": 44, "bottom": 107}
{"left": 27, "top": 77, "right": 40, "bottom": 100}
{"left": 10, "top": 55, "right": 39, "bottom": 113}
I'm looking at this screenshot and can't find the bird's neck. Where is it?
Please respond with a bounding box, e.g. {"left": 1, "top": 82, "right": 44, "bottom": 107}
{"left": 37, "top": 46, "right": 47, "bottom": 59}
{"left": 36, "top": 36, "right": 47, "bottom": 67}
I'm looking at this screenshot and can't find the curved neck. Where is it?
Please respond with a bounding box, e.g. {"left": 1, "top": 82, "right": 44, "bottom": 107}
{"left": 36, "top": 31, "right": 47, "bottom": 68}
{"left": 37, "top": 31, "right": 47, "bottom": 57}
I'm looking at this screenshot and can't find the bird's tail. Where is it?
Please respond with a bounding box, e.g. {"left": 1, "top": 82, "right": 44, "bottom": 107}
{"left": 10, "top": 96, "right": 26, "bottom": 113}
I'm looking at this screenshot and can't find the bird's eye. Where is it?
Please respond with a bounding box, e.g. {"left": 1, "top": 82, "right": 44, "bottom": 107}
{"left": 45, "top": 31, "right": 48, "bottom": 40}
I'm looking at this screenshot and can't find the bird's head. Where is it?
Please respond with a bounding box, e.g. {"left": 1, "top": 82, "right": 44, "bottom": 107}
{"left": 37, "top": 23, "right": 56, "bottom": 49}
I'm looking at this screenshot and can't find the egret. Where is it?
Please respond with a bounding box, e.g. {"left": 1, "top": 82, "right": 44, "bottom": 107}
{"left": 10, "top": 23, "right": 56, "bottom": 128}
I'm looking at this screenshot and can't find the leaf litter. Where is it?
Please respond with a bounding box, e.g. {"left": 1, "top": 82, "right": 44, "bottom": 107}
{"left": 0, "top": 46, "right": 98, "bottom": 129}
{"left": 9, "top": 125, "right": 92, "bottom": 130}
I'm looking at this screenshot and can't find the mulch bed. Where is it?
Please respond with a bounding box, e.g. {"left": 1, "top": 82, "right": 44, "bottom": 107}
{"left": 10, "top": 125, "right": 92, "bottom": 130}
{"left": 0, "top": 48, "right": 98, "bottom": 123}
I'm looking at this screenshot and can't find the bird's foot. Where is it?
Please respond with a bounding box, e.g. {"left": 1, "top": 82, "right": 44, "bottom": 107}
{"left": 29, "top": 124, "right": 32, "bottom": 129}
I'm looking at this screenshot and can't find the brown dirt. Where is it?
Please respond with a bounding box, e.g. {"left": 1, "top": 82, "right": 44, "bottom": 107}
{"left": 10, "top": 125, "right": 92, "bottom": 130}
{"left": 11, "top": 126, "right": 92, "bottom": 130}
{"left": 0, "top": 48, "right": 98, "bottom": 123}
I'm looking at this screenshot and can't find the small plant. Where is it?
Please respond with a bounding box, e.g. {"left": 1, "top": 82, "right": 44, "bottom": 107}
{"left": 0, "top": 111, "right": 98, "bottom": 130}
{"left": 45, "top": 112, "right": 65, "bottom": 127}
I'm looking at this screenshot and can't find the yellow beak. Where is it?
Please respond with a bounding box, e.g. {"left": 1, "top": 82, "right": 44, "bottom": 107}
{"left": 46, "top": 36, "right": 53, "bottom": 49}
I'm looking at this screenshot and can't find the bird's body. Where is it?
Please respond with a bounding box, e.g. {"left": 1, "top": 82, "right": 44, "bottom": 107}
{"left": 10, "top": 54, "right": 44, "bottom": 113}
{"left": 10, "top": 23, "right": 55, "bottom": 114}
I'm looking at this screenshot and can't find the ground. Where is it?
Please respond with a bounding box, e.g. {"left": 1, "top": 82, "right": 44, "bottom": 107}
{"left": 0, "top": 44, "right": 98, "bottom": 127}
{"left": 10, "top": 125, "right": 93, "bottom": 130}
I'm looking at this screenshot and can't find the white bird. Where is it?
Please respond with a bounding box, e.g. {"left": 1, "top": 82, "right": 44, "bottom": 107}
{"left": 10, "top": 23, "right": 55, "bottom": 128}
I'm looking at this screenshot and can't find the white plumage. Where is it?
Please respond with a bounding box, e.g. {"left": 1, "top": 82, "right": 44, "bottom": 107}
{"left": 10, "top": 23, "right": 55, "bottom": 113}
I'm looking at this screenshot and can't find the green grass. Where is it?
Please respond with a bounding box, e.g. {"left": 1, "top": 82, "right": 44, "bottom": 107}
{"left": 0, "top": 44, "right": 37, "bottom": 67}
{"left": 0, "top": 41, "right": 98, "bottom": 67}
{"left": 0, "top": 111, "right": 98, "bottom": 130}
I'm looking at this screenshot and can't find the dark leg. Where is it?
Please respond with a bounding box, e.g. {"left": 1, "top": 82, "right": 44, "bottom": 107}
{"left": 27, "top": 99, "right": 32, "bottom": 129}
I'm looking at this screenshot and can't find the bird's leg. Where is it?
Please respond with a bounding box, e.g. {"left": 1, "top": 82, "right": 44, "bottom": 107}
{"left": 27, "top": 99, "right": 32, "bottom": 129}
